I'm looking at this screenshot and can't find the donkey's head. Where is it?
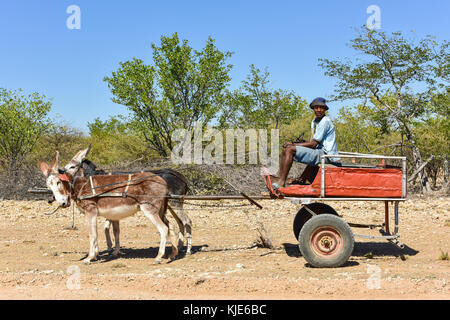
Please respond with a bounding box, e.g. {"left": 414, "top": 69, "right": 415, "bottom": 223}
{"left": 40, "top": 151, "right": 72, "bottom": 208}
{"left": 61, "top": 146, "right": 91, "bottom": 176}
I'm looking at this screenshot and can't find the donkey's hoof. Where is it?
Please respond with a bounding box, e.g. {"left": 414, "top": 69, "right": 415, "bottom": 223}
{"left": 153, "top": 259, "right": 162, "bottom": 265}
{"left": 110, "top": 250, "right": 120, "bottom": 257}
{"left": 169, "top": 249, "right": 178, "bottom": 259}
{"left": 82, "top": 259, "right": 91, "bottom": 265}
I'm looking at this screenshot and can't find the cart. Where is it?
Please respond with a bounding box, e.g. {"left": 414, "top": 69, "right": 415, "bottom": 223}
{"left": 263, "top": 152, "right": 407, "bottom": 268}
{"left": 28, "top": 152, "right": 408, "bottom": 268}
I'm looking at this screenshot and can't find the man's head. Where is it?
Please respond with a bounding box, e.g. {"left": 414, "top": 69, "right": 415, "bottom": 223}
{"left": 310, "top": 97, "right": 328, "bottom": 120}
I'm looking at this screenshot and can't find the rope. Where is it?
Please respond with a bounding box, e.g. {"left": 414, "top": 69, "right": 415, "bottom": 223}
{"left": 45, "top": 205, "right": 60, "bottom": 216}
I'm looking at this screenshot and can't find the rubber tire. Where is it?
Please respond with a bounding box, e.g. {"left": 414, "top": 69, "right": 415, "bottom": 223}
{"left": 293, "top": 203, "right": 338, "bottom": 241}
{"left": 298, "top": 214, "right": 354, "bottom": 268}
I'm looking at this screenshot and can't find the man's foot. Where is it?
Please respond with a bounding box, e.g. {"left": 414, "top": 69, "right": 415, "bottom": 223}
{"left": 288, "top": 177, "right": 310, "bottom": 185}
{"left": 270, "top": 175, "right": 285, "bottom": 188}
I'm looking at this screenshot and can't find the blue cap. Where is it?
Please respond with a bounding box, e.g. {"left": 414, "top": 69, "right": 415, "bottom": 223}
{"left": 310, "top": 97, "right": 328, "bottom": 110}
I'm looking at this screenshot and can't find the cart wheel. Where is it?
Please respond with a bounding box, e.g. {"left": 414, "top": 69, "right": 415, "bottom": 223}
{"left": 293, "top": 203, "right": 338, "bottom": 241}
{"left": 298, "top": 214, "right": 354, "bottom": 268}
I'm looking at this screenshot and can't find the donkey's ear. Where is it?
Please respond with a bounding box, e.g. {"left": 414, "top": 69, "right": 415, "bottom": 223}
{"left": 72, "top": 147, "right": 90, "bottom": 164}
{"left": 85, "top": 144, "right": 91, "bottom": 158}
{"left": 40, "top": 161, "right": 50, "bottom": 177}
{"left": 51, "top": 151, "right": 60, "bottom": 173}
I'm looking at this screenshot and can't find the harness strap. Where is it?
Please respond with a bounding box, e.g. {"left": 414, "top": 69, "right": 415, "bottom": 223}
{"left": 80, "top": 174, "right": 133, "bottom": 200}
{"left": 89, "top": 176, "right": 96, "bottom": 195}
{"left": 124, "top": 174, "right": 132, "bottom": 194}
{"left": 74, "top": 174, "right": 165, "bottom": 201}
{"left": 79, "top": 192, "right": 126, "bottom": 200}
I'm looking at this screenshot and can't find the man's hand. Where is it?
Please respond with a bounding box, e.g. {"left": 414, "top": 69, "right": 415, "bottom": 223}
{"left": 283, "top": 140, "right": 319, "bottom": 149}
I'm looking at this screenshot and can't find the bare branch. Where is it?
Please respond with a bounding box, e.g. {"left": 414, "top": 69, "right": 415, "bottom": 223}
{"left": 408, "top": 155, "right": 435, "bottom": 182}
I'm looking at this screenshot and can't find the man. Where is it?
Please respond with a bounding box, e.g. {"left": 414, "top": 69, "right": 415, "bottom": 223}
{"left": 271, "top": 97, "right": 339, "bottom": 188}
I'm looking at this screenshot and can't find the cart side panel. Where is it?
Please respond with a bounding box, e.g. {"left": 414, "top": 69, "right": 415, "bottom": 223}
{"left": 279, "top": 167, "right": 403, "bottom": 198}
{"left": 323, "top": 167, "right": 403, "bottom": 197}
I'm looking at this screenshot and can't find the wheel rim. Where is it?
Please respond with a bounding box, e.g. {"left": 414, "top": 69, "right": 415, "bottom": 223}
{"left": 310, "top": 226, "right": 343, "bottom": 257}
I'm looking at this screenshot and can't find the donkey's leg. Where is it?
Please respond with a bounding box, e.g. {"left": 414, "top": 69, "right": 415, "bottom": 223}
{"left": 162, "top": 208, "right": 179, "bottom": 260}
{"left": 111, "top": 221, "right": 120, "bottom": 257}
{"left": 168, "top": 201, "right": 185, "bottom": 252}
{"left": 173, "top": 200, "right": 192, "bottom": 255}
{"left": 83, "top": 208, "right": 99, "bottom": 264}
{"left": 141, "top": 203, "right": 169, "bottom": 264}
{"left": 104, "top": 220, "right": 113, "bottom": 252}
{"left": 179, "top": 202, "right": 193, "bottom": 255}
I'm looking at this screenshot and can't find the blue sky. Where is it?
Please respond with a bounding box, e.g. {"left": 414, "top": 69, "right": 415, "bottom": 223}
{"left": 1, "top": 0, "right": 449, "bottom": 133}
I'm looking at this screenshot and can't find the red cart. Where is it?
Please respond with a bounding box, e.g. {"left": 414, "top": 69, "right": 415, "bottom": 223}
{"left": 264, "top": 152, "right": 407, "bottom": 268}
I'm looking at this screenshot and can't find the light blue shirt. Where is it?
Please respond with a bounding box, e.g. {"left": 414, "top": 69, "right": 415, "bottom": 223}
{"left": 311, "top": 115, "right": 339, "bottom": 162}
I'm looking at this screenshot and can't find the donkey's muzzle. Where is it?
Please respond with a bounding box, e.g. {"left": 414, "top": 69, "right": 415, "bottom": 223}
{"left": 48, "top": 195, "right": 55, "bottom": 204}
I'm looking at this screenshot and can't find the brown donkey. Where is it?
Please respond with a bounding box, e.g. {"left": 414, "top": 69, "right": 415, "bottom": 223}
{"left": 40, "top": 151, "right": 178, "bottom": 264}
{"left": 62, "top": 147, "right": 192, "bottom": 257}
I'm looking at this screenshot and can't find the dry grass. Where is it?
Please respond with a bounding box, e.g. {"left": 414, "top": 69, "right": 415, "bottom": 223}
{"left": 438, "top": 249, "right": 449, "bottom": 261}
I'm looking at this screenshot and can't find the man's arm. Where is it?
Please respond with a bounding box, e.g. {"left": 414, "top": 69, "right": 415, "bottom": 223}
{"left": 283, "top": 119, "right": 330, "bottom": 149}
{"left": 283, "top": 140, "right": 319, "bottom": 149}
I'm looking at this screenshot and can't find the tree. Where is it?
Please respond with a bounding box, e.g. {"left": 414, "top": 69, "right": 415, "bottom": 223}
{"left": 104, "top": 33, "right": 233, "bottom": 157}
{"left": 333, "top": 106, "right": 385, "bottom": 154}
{"left": 0, "top": 88, "right": 51, "bottom": 183}
{"left": 318, "top": 27, "right": 449, "bottom": 193}
{"left": 427, "top": 87, "right": 450, "bottom": 191}
{"left": 415, "top": 117, "right": 449, "bottom": 190}
{"left": 31, "top": 119, "right": 85, "bottom": 166}
{"left": 218, "top": 65, "right": 307, "bottom": 129}
{"left": 87, "top": 115, "right": 150, "bottom": 165}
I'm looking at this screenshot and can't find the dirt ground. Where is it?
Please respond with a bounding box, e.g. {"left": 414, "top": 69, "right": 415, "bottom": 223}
{"left": 0, "top": 195, "right": 448, "bottom": 300}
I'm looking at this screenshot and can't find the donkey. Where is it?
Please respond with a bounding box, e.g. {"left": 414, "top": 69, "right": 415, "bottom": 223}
{"left": 41, "top": 151, "right": 178, "bottom": 264}
{"left": 62, "top": 147, "right": 192, "bottom": 256}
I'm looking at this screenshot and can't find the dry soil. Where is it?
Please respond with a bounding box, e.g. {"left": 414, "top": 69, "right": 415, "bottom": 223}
{"left": 0, "top": 195, "right": 448, "bottom": 300}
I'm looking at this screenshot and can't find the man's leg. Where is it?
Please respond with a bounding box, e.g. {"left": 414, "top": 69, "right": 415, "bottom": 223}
{"left": 297, "top": 165, "right": 320, "bottom": 184}
{"left": 271, "top": 146, "right": 322, "bottom": 188}
{"left": 272, "top": 145, "right": 297, "bottom": 187}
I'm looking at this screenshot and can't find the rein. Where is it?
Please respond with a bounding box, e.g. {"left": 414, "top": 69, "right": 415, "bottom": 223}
{"left": 46, "top": 205, "right": 61, "bottom": 216}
